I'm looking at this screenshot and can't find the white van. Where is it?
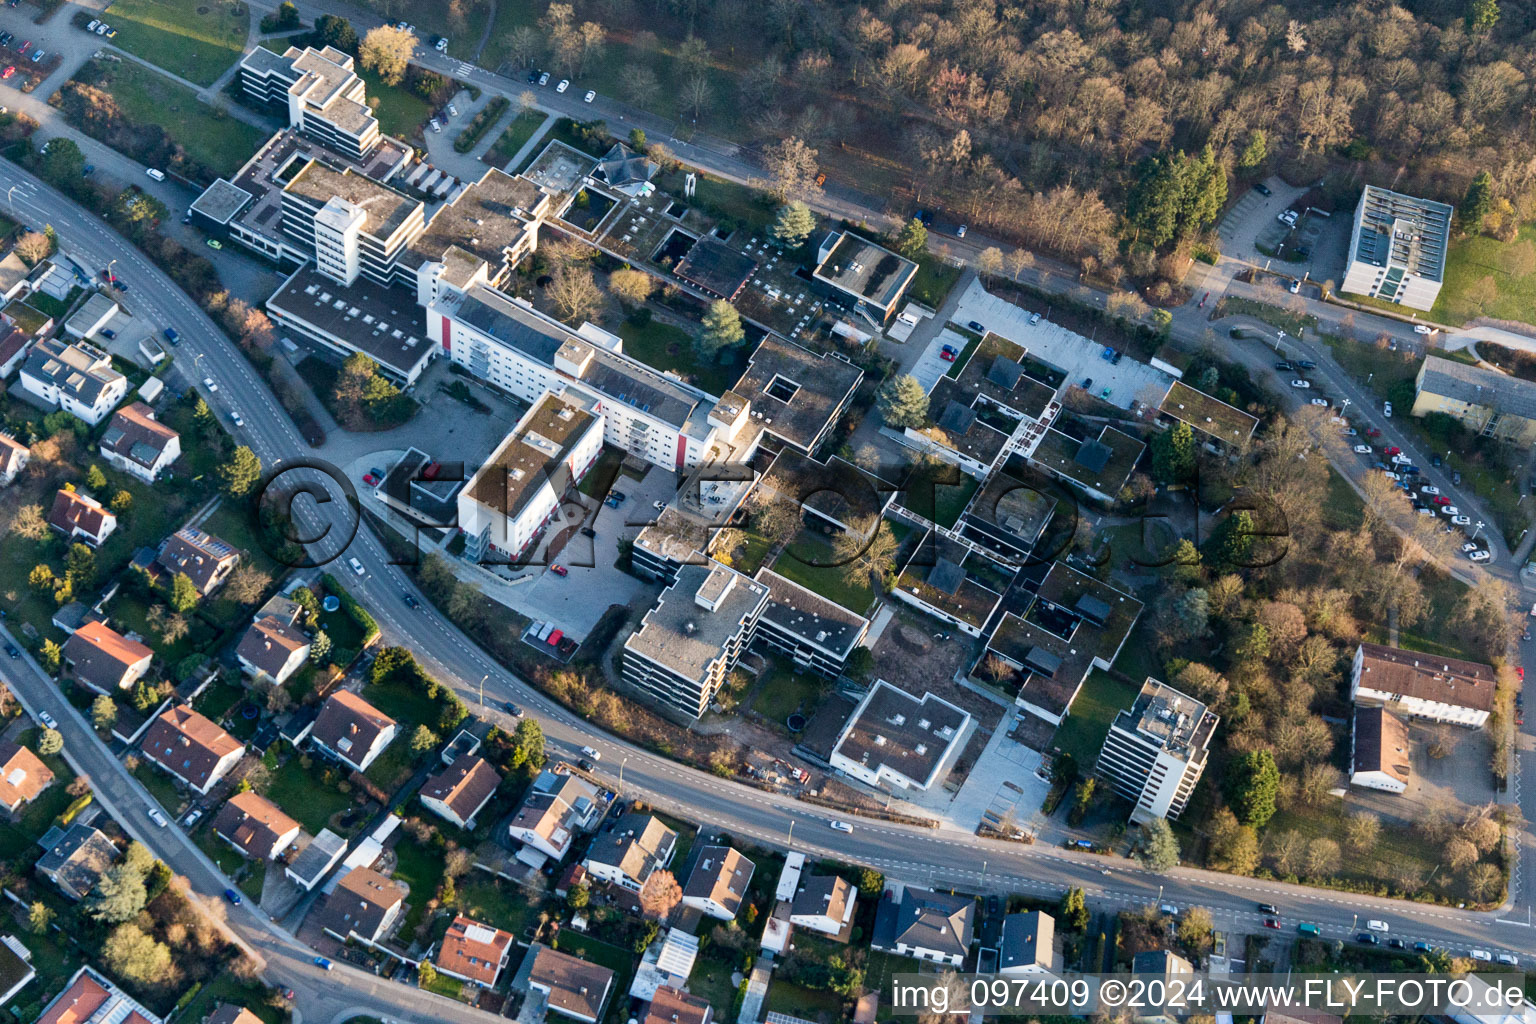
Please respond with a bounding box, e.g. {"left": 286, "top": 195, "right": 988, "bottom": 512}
{"left": 145, "top": 168, "right": 166, "bottom": 182}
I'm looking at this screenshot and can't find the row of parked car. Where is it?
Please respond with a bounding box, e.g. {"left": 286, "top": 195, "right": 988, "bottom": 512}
{"left": 525, "top": 67, "right": 596, "bottom": 103}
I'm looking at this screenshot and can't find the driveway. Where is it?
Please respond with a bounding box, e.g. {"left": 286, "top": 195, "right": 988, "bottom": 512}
{"left": 911, "top": 327, "right": 968, "bottom": 392}
{"left": 419, "top": 86, "right": 512, "bottom": 181}
{"left": 951, "top": 279, "right": 1172, "bottom": 408}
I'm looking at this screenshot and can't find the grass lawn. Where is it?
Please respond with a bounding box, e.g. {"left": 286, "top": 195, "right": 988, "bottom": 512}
{"left": 1262, "top": 801, "right": 1460, "bottom": 899}
{"left": 457, "top": 875, "right": 536, "bottom": 937}
{"left": 1427, "top": 222, "right": 1536, "bottom": 326}
{"left": 899, "top": 461, "right": 979, "bottom": 528}
{"left": 1386, "top": 568, "right": 1473, "bottom": 661}
{"left": 3, "top": 927, "right": 85, "bottom": 1024}
{"left": 133, "top": 761, "right": 187, "bottom": 817}
{"left": 686, "top": 952, "right": 740, "bottom": 1016}
{"left": 764, "top": 979, "right": 847, "bottom": 1022}
{"left": 551, "top": 931, "right": 635, "bottom": 977}
{"left": 751, "top": 663, "right": 824, "bottom": 723}
{"left": 687, "top": 173, "right": 777, "bottom": 233}
{"left": 1049, "top": 669, "right": 1140, "bottom": 764}
{"left": 616, "top": 317, "right": 747, "bottom": 396}
{"left": 362, "top": 738, "right": 418, "bottom": 793}
{"left": 1321, "top": 466, "right": 1366, "bottom": 532}
{"left": 477, "top": 0, "right": 538, "bottom": 70}
{"left": 421, "top": 971, "right": 463, "bottom": 998}
{"left": 1215, "top": 295, "right": 1317, "bottom": 336}
{"left": 392, "top": 836, "right": 446, "bottom": 937}
{"left": 74, "top": 60, "right": 266, "bottom": 177}
{"left": 358, "top": 66, "right": 433, "bottom": 139}
{"left": 363, "top": 674, "right": 440, "bottom": 729}
{"left": 771, "top": 533, "right": 877, "bottom": 614}
{"left": 910, "top": 253, "right": 962, "bottom": 308}
{"left": 99, "top": 0, "right": 249, "bottom": 86}
{"left": 489, "top": 109, "right": 549, "bottom": 168}
{"left": 654, "top": 811, "right": 697, "bottom": 875}
{"left": 195, "top": 825, "right": 246, "bottom": 877}
{"left": 194, "top": 680, "right": 245, "bottom": 722}
{"left": 265, "top": 756, "right": 356, "bottom": 834}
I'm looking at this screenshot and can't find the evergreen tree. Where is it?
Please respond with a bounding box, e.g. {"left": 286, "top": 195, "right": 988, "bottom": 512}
{"left": 893, "top": 217, "right": 928, "bottom": 260}
{"left": 311, "top": 630, "right": 333, "bottom": 665}
{"left": 38, "top": 641, "right": 62, "bottom": 675}
{"left": 88, "top": 864, "right": 148, "bottom": 923}
{"left": 1237, "top": 130, "right": 1267, "bottom": 173}
{"left": 1460, "top": 171, "right": 1495, "bottom": 233}
{"left": 697, "top": 300, "right": 745, "bottom": 357}
{"left": 167, "top": 572, "right": 199, "bottom": 613}
{"left": 65, "top": 543, "right": 97, "bottom": 590}
{"left": 1140, "top": 818, "right": 1181, "bottom": 872}
{"left": 510, "top": 718, "right": 546, "bottom": 771}
{"left": 771, "top": 201, "right": 817, "bottom": 248}
{"left": 38, "top": 728, "right": 62, "bottom": 755}
{"left": 1226, "top": 750, "right": 1280, "bottom": 827}
{"left": 85, "top": 465, "right": 107, "bottom": 491}
{"left": 1468, "top": 0, "right": 1499, "bottom": 31}
{"left": 1151, "top": 421, "right": 1197, "bottom": 483}
{"left": 1060, "top": 887, "right": 1090, "bottom": 930}
{"left": 876, "top": 374, "right": 929, "bottom": 428}
{"left": 220, "top": 446, "right": 263, "bottom": 498}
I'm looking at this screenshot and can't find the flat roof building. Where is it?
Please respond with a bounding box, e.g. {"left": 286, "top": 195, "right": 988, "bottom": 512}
{"left": 892, "top": 532, "right": 1014, "bottom": 637}
{"left": 728, "top": 335, "right": 862, "bottom": 454}
{"left": 1340, "top": 185, "right": 1452, "bottom": 312}
{"left": 458, "top": 392, "right": 603, "bottom": 562}
{"left": 1159, "top": 381, "right": 1258, "bottom": 445}
{"left": 239, "top": 45, "right": 381, "bottom": 160}
{"left": 675, "top": 236, "right": 758, "bottom": 301}
{"left": 812, "top": 231, "right": 918, "bottom": 323}
{"left": 1095, "top": 679, "right": 1217, "bottom": 823}
{"left": 829, "top": 680, "right": 971, "bottom": 791}
{"left": 752, "top": 567, "right": 871, "bottom": 679}
{"left": 623, "top": 562, "right": 769, "bottom": 719}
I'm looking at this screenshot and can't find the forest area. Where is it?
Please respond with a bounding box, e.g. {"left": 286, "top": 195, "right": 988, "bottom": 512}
{"left": 488, "top": 0, "right": 1536, "bottom": 296}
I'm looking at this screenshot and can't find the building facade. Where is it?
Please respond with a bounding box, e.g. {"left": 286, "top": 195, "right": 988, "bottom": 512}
{"left": 1339, "top": 186, "right": 1452, "bottom": 311}
{"left": 1094, "top": 679, "right": 1218, "bottom": 824}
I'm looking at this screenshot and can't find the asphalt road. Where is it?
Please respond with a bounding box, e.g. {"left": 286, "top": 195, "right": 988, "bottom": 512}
{"left": 2, "top": 43, "right": 1535, "bottom": 1023}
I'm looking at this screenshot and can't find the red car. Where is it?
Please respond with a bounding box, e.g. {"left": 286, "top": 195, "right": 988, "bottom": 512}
{"left": 1264, "top": 918, "right": 1281, "bottom": 929}
{"left": 939, "top": 349, "right": 956, "bottom": 362}
{"left": 1384, "top": 446, "right": 1402, "bottom": 456}
{"left": 0, "top": 66, "right": 12, "bottom": 80}
{"left": 362, "top": 473, "right": 378, "bottom": 486}
{"left": 550, "top": 565, "right": 568, "bottom": 577}
{"left": 1432, "top": 495, "right": 1451, "bottom": 506}
{"left": 1365, "top": 427, "right": 1381, "bottom": 437}
{"left": 17, "top": 41, "right": 29, "bottom": 54}
{"left": 1198, "top": 291, "right": 1210, "bottom": 308}
{"left": 1517, "top": 667, "right": 1525, "bottom": 680}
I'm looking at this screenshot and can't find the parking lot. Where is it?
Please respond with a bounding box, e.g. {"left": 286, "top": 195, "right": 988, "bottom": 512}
{"left": 912, "top": 326, "right": 971, "bottom": 391}
{"left": 1216, "top": 176, "right": 1309, "bottom": 264}
{"left": 950, "top": 279, "right": 1173, "bottom": 408}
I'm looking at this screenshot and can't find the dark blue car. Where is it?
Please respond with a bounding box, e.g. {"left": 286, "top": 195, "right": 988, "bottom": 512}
{"left": 223, "top": 888, "right": 241, "bottom": 905}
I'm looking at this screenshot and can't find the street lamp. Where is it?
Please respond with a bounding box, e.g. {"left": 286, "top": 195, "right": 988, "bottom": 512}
{"left": 786, "top": 819, "right": 795, "bottom": 848}
{"left": 5, "top": 185, "right": 16, "bottom": 212}
{"left": 106, "top": 259, "right": 117, "bottom": 287}
{"left": 478, "top": 673, "right": 487, "bottom": 707}
{"left": 617, "top": 755, "right": 628, "bottom": 795}
{"left": 1473, "top": 521, "right": 1485, "bottom": 542}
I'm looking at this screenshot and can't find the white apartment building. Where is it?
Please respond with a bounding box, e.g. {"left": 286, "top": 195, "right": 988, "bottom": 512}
{"left": 1340, "top": 186, "right": 1453, "bottom": 312}
{"left": 1094, "top": 678, "right": 1218, "bottom": 824}
{"left": 19, "top": 337, "right": 127, "bottom": 426}
{"left": 429, "top": 285, "right": 756, "bottom": 473}
{"left": 621, "top": 562, "right": 768, "bottom": 719}
{"left": 457, "top": 392, "right": 603, "bottom": 561}
{"left": 239, "top": 45, "right": 381, "bottom": 160}
{"left": 1350, "top": 642, "right": 1495, "bottom": 728}
{"left": 828, "top": 681, "right": 972, "bottom": 791}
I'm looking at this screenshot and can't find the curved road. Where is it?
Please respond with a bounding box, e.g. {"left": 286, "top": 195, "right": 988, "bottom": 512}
{"left": 0, "top": 156, "right": 1532, "bottom": 1024}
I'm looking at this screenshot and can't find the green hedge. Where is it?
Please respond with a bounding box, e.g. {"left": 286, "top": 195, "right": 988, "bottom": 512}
{"left": 454, "top": 97, "right": 509, "bottom": 154}
{"left": 320, "top": 573, "right": 380, "bottom": 644}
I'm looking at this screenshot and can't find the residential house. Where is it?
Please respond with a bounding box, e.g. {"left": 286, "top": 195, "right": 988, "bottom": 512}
{"left": 35, "top": 824, "right": 118, "bottom": 900}
{"left": 285, "top": 829, "right": 346, "bottom": 891}
{"left": 1095, "top": 679, "right": 1218, "bottom": 824}
{"left": 0, "top": 326, "right": 30, "bottom": 380}
{"left": 642, "top": 987, "right": 713, "bottom": 1024}
{"left": 583, "top": 812, "right": 677, "bottom": 892}
{"left": 34, "top": 967, "right": 163, "bottom": 1024}
{"left": 419, "top": 753, "right": 501, "bottom": 829}
{"left": 1131, "top": 950, "right": 1196, "bottom": 1024}
{"left": 829, "top": 680, "right": 972, "bottom": 792}
{"left": 999, "top": 911, "right": 1056, "bottom": 976}
{"left": 235, "top": 615, "right": 311, "bottom": 686}
{"left": 98, "top": 403, "right": 180, "bottom": 482}
{"left": 313, "top": 866, "right": 406, "bottom": 946}
{"left": 156, "top": 527, "right": 240, "bottom": 596}
{"left": 871, "top": 887, "right": 975, "bottom": 966}
{"left": 213, "top": 791, "right": 301, "bottom": 860}
{"left": 681, "top": 845, "right": 754, "bottom": 921}
{"left": 891, "top": 533, "right": 1012, "bottom": 639}
{"left": 140, "top": 706, "right": 245, "bottom": 795}
{"left": 434, "top": 915, "right": 514, "bottom": 987}
{"left": 1350, "top": 705, "right": 1411, "bottom": 794}
{"left": 48, "top": 489, "right": 117, "bottom": 547}
{"left": 789, "top": 875, "right": 857, "bottom": 939}
{"left": 0, "top": 935, "right": 34, "bottom": 1008}
{"left": 61, "top": 622, "right": 153, "bottom": 694}
{"left": 309, "top": 690, "right": 398, "bottom": 772}
{"left": 1411, "top": 354, "right": 1536, "bottom": 445}
{"left": 524, "top": 943, "right": 615, "bottom": 1024}
{"left": 0, "top": 741, "right": 55, "bottom": 815}
{"left": 19, "top": 337, "right": 127, "bottom": 426}
{"left": 0, "top": 434, "right": 28, "bottom": 486}
{"left": 0, "top": 250, "right": 29, "bottom": 301}
{"left": 1350, "top": 642, "right": 1495, "bottom": 728}
{"left": 202, "top": 1006, "right": 265, "bottom": 1024}
{"left": 507, "top": 768, "right": 601, "bottom": 860}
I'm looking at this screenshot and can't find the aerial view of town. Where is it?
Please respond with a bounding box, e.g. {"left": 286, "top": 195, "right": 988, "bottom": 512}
{"left": 3, "top": 0, "right": 1536, "bottom": 1022}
